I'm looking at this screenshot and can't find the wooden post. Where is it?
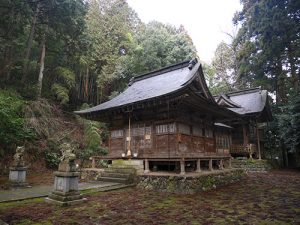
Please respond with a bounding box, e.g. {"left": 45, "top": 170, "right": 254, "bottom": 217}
{"left": 196, "top": 159, "right": 201, "bottom": 173}
{"left": 92, "top": 157, "right": 96, "bottom": 168}
{"left": 180, "top": 159, "right": 185, "bottom": 175}
{"left": 209, "top": 159, "right": 213, "bottom": 171}
{"left": 256, "top": 121, "right": 262, "bottom": 160}
{"left": 127, "top": 115, "right": 132, "bottom": 158}
{"left": 144, "top": 159, "right": 150, "bottom": 173}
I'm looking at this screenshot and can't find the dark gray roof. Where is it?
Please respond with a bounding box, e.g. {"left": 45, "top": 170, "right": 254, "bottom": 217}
{"left": 75, "top": 59, "right": 200, "bottom": 115}
{"left": 215, "top": 88, "right": 268, "bottom": 115}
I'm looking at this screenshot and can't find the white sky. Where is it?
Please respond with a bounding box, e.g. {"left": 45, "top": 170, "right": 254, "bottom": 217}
{"left": 126, "top": 0, "right": 241, "bottom": 63}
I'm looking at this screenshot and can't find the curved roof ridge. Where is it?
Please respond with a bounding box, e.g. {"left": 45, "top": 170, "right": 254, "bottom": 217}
{"left": 226, "top": 87, "right": 261, "bottom": 96}
{"left": 130, "top": 59, "right": 197, "bottom": 85}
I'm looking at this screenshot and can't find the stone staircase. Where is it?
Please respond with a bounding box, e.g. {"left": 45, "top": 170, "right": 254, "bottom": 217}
{"left": 232, "top": 158, "right": 272, "bottom": 172}
{"left": 98, "top": 167, "right": 136, "bottom": 184}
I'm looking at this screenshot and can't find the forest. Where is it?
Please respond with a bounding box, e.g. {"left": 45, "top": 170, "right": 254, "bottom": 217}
{"left": 0, "top": 0, "right": 299, "bottom": 169}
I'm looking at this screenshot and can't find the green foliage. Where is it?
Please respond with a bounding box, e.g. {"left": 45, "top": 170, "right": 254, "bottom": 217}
{"left": 0, "top": 90, "right": 35, "bottom": 156}
{"left": 76, "top": 103, "right": 108, "bottom": 163}
{"left": 277, "top": 94, "right": 300, "bottom": 153}
{"left": 51, "top": 67, "right": 75, "bottom": 105}
{"left": 51, "top": 84, "right": 70, "bottom": 106}
{"left": 45, "top": 151, "right": 60, "bottom": 169}
{"left": 233, "top": 0, "right": 300, "bottom": 101}
{"left": 114, "top": 22, "right": 197, "bottom": 79}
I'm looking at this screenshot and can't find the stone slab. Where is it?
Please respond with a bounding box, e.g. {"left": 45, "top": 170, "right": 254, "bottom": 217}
{"left": 0, "top": 181, "right": 119, "bottom": 203}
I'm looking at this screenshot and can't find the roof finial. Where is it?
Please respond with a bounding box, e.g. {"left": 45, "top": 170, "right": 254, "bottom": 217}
{"left": 188, "top": 58, "right": 198, "bottom": 70}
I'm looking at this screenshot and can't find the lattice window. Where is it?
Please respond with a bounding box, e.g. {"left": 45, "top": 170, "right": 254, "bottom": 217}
{"left": 155, "top": 123, "right": 176, "bottom": 134}
{"left": 111, "top": 129, "right": 124, "bottom": 139}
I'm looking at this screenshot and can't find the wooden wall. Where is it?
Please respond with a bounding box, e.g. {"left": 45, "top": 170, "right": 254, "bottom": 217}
{"left": 108, "top": 120, "right": 231, "bottom": 159}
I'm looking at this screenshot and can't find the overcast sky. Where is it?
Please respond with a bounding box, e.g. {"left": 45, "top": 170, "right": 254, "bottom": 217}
{"left": 126, "top": 0, "right": 241, "bottom": 63}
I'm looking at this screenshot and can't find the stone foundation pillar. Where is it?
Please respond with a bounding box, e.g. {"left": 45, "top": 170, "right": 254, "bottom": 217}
{"left": 144, "top": 159, "right": 150, "bottom": 174}
{"left": 209, "top": 159, "right": 213, "bottom": 171}
{"left": 220, "top": 159, "right": 224, "bottom": 170}
{"left": 180, "top": 159, "right": 185, "bottom": 175}
{"left": 9, "top": 166, "right": 28, "bottom": 187}
{"left": 229, "top": 158, "right": 232, "bottom": 169}
{"left": 196, "top": 159, "right": 201, "bottom": 173}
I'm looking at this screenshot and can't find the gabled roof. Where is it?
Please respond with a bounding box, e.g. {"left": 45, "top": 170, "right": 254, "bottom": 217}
{"left": 215, "top": 94, "right": 242, "bottom": 108}
{"left": 75, "top": 59, "right": 218, "bottom": 116}
{"left": 215, "top": 88, "right": 273, "bottom": 121}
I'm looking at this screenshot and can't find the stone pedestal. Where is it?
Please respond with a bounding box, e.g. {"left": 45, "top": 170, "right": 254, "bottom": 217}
{"left": 46, "top": 171, "right": 86, "bottom": 206}
{"left": 9, "top": 166, "right": 28, "bottom": 187}
{"left": 46, "top": 163, "right": 86, "bottom": 206}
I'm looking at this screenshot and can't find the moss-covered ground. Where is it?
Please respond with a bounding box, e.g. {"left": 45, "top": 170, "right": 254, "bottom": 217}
{"left": 0, "top": 170, "right": 299, "bottom": 225}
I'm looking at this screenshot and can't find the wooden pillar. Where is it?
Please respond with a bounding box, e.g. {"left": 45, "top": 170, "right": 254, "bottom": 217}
{"left": 256, "top": 121, "right": 262, "bottom": 160}
{"left": 243, "top": 124, "right": 249, "bottom": 146}
{"left": 196, "top": 159, "right": 201, "bottom": 173}
{"left": 92, "top": 157, "right": 96, "bottom": 168}
{"left": 180, "top": 159, "right": 185, "bottom": 175}
{"left": 144, "top": 159, "right": 150, "bottom": 173}
{"left": 209, "top": 159, "right": 213, "bottom": 171}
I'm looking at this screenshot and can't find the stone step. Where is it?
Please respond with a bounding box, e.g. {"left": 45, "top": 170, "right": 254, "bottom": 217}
{"left": 104, "top": 167, "right": 136, "bottom": 174}
{"left": 101, "top": 172, "right": 131, "bottom": 179}
{"left": 98, "top": 176, "right": 128, "bottom": 184}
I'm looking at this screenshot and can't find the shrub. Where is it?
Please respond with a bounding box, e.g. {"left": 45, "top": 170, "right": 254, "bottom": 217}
{"left": 0, "top": 89, "right": 35, "bottom": 156}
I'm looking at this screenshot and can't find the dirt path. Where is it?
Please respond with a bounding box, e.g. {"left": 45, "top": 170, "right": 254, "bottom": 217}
{"left": 0, "top": 170, "right": 299, "bottom": 225}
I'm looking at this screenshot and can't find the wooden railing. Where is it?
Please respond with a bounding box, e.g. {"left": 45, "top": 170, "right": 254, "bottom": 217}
{"left": 230, "top": 144, "right": 257, "bottom": 157}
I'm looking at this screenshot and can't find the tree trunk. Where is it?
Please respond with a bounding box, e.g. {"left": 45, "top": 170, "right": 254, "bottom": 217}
{"left": 37, "top": 35, "right": 46, "bottom": 98}
{"left": 288, "top": 46, "right": 299, "bottom": 93}
{"left": 21, "top": 3, "right": 40, "bottom": 84}
{"left": 275, "top": 61, "right": 286, "bottom": 104}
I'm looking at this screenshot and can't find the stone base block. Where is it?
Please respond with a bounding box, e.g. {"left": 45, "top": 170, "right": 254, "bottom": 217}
{"left": 45, "top": 196, "right": 87, "bottom": 206}
{"left": 53, "top": 172, "right": 80, "bottom": 193}
{"left": 9, "top": 181, "right": 29, "bottom": 188}
{"left": 46, "top": 189, "right": 86, "bottom": 206}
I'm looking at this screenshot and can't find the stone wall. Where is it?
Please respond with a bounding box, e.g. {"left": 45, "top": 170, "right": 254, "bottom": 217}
{"left": 232, "top": 159, "right": 272, "bottom": 172}
{"left": 137, "top": 169, "right": 244, "bottom": 194}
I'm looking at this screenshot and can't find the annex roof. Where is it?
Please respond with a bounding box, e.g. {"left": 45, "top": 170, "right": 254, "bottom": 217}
{"left": 215, "top": 88, "right": 272, "bottom": 121}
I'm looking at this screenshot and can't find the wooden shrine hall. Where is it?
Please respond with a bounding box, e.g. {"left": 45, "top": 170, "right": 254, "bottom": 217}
{"left": 75, "top": 58, "right": 271, "bottom": 175}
